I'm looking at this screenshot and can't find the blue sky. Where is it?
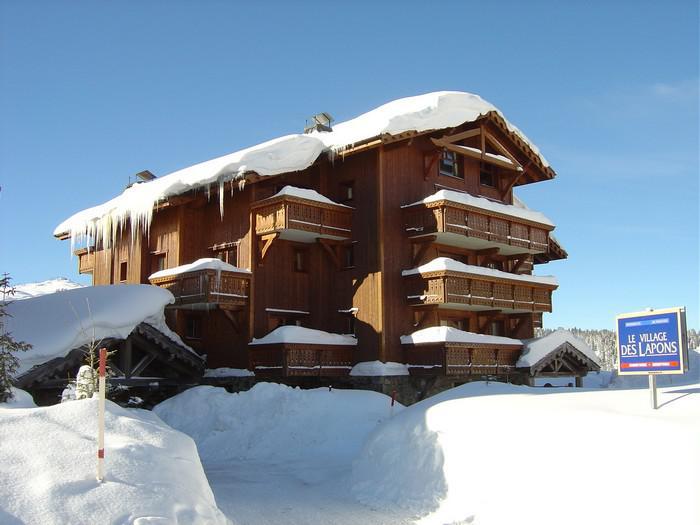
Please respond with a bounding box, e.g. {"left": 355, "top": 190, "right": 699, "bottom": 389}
{"left": 1, "top": 1, "right": 698, "bottom": 329}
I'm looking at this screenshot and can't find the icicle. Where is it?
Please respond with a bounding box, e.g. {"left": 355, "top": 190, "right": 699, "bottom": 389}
{"left": 238, "top": 178, "right": 246, "bottom": 191}
{"left": 206, "top": 184, "right": 211, "bottom": 202}
{"left": 219, "top": 179, "right": 225, "bottom": 220}
{"left": 230, "top": 180, "right": 234, "bottom": 197}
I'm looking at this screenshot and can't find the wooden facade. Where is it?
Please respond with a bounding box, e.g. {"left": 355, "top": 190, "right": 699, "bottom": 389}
{"left": 59, "top": 111, "right": 566, "bottom": 377}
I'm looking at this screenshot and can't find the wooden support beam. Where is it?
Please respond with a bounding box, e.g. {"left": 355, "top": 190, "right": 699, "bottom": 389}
{"left": 483, "top": 131, "right": 522, "bottom": 170}
{"left": 318, "top": 239, "right": 342, "bottom": 269}
{"left": 424, "top": 151, "right": 439, "bottom": 180}
{"left": 511, "top": 256, "right": 528, "bottom": 274}
{"left": 478, "top": 311, "right": 501, "bottom": 332}
{"left": 131, "top": 353, "right": 156, "bottom": 377}
{"left": 222, "top": 309, "right": 241, "bottom": 333}
{"left": 258, "top": 233, "right": 278, "bottom": 263}
{"left": 410, "top": 235, "right": 437, "bottom": 266}
{"left": 480, "top": 125, "right": 486, "bottom": 159}
{"left": 432, "top": 139, "right": 521, "bottom": 171}
{"left": 438, "top": 127, "right": 482, "bottom": 144}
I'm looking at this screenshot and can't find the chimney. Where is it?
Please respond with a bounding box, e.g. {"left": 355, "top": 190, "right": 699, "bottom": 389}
{"left": 304, "top": 112, "right": 334, "bottom": 134}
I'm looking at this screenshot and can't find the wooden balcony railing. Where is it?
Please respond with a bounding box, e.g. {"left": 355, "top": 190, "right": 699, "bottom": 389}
{"left": 253, "top": 193, "right": 352, "bottom": 242}
{"left": 404, "top": 343, "right": 522, "bottom": 376}
{"left": 404, "top": 197, "right": 552, "bottom": 254}
{"left": 404, "top": 265, "right": 557, "bottom": 313}
{"left": 149, "top": 269, "right": 250, "bottom": 309}
{"left": 74, "top": 248, "right": 95, "bottom": 274}
{"left": 250, "top": 344, "right": 354, "bottom": 377}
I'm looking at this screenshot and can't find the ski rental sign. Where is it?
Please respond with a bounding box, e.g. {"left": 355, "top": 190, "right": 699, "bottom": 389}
{"left": 616, "top": 307, "right": 688, "bottom": 375}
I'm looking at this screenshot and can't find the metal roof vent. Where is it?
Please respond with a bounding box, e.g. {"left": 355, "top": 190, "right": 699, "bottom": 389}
{"left": 304, "top": 112, "right": 334, "bottom": 134}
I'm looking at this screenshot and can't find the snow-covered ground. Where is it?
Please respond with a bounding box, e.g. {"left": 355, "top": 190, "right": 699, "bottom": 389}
{"left": 0, "top": 394, "right": 229, "bottom": 524}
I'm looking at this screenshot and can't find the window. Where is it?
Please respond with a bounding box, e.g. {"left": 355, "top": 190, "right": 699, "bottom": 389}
{"left": 211, "top": 242, "right": 238, "bottom": 266}
{"left": 490, "top": 320, "right": 505, "bottom": 337}
{"left": 439, "top": 149, "right": 460, "bottom": 178}
{"left": 343, "top": 244, "right": 355, "bottom": 269}
{"left": 293, "top": 248, "right": 307, "bottom": 272}
{"left": 119, "top": 261, "right": 128, "bottom": 282}
{"left": 339, "top": 181, "right": 354, "bottom": 203}
{"left": 152, "top": 253, "right": 167, "bottom": 274}
{"left": 345, "top": 315, "right": 356, "bottom": 336}
{"left": 479, "top": 163, "right": 496, "bottom": 187}
{"left": 186, "top": 316, "right": 202, "bottom": 339}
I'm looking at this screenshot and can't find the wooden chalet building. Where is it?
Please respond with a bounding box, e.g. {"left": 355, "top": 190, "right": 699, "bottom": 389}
{"left": 55, "top": 91, "right": 587, "bottom": 389}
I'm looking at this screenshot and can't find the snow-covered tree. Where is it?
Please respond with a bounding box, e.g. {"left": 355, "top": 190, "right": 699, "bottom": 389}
{"left": 0, "top": 274, "right": 31, "bottom": 402}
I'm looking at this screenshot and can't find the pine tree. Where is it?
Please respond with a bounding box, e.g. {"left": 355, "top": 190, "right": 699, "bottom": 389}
{"left": 0, "top": 274, "right": 31, "bottom": 402}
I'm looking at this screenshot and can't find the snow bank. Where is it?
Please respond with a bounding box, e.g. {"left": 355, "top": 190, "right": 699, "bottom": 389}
{"left": 517, "top": 328, "right": 601, "bottom": 368}
{"left": 249, "top": 325, "right": 358, "bottom": 346}
{"left": 154, "top": 384, "right": 400, "bottom": 472}
{"left": 0, "top": 388, "right": 37, "bottom": 408}
{"left": 11, "top": 278, "right": 84, "bottom": 300}
{"left": 350, "top": 361, "right": 409, "bottom": 376}
{"left": 149, "top": 257, "right": 251, "bottom": 280}
{"left": 400, "top": 326, "right": 522, "bottom": 346}
{"left": 403, "top": 189, "right": 554, "bottom": 227}
{"left": 0, "top": 399, "right": 229, "bottom": 524}
{"left": 56, "top": 91, "right": 550, "bottom": 254}
{"left": 402, "top": 256, "right": 558, "bottom": 286}
{"left": 265, "top": 185, "right": 351, "bottom": 207}
{"left": 352, "top": 381, "right": 700, "bottom": 525}
{"left": 3, "top": 285, "right": 188, "bottom": 376}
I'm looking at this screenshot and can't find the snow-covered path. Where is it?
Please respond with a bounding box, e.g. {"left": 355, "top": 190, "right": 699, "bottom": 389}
{"left": 205, "top": 460, "right": 415, "bottom": 525}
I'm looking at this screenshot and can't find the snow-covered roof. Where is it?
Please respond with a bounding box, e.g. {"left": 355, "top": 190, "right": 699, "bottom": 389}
{"left": 516, "top": 329, "right": 601, "bottom": 368}
{"left": 11, "top": 278, "right": 84, "bottom": 300}
{"left": 249, "top": 326, "right": 358, "bottom": 346}
{"left": 55, "top": 91, "right": 551, "bottom": 251}
{"left": 400, "top": 326, "right": 522, "bottom": 346}
{"left": 148, "top": 257, "right": 251, "bottom": 281}
{"left": 350, "top": 361, "right": 410, "bottom": 376}
{"left": 4, "top": 285, "right": 194, "bottom": 376}
{"left": 402, "top": 257, "right": 558, "bottom": 287}
{"left": 262, "top": 185, "right": 351, "bottom": 208}
{"left": 403, "top": 189, "right": 554, "bottom": 227}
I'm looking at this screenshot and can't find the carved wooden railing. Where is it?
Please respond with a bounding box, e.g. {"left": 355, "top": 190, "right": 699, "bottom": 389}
{"left": 253, "top": 195, "right": 352, "bottom": 240}
{"left": 404, "top": 269, "right": 556, "bottom": 313}
{"left": 149, "top": 269, "right": 250, "bottom": 308}
{"left": 404, "top": 199, "right": 551, "bottom": 253}
{"left": 404, "top": 343, "right": 522, "bottom": 376}
{"left": 74, "top": 248, "right": 95, "bottom": 274}
{"left": 250, "top": 344, "right": 354, "bottom": 377}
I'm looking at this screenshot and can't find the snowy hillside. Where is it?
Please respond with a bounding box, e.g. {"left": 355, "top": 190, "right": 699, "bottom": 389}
{"left": 11, "top": 277, "right": 84, "bottom": 300}
{"left": 0, "top": 395, "right": 229, "bottom": 525}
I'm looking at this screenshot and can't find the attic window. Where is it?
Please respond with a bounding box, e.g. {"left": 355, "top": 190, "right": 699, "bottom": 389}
{"left": 439, "top": 150, "right": 460, "bottom": 178}
{"left": 479, "top": 163, "right": 496, "bottom": 187}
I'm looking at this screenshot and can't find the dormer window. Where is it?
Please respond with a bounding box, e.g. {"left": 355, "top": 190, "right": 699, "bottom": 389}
{"left": 439, "top": 150, "right": 460, "bottom": 178}
{"left": 479, "top": 163, "right": 496, "bottom": 187}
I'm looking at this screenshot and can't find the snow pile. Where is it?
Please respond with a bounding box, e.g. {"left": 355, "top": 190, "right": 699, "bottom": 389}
{"left": 265, "top": 185, "right": 351, "bottom": 207}
{"left": 400, "top": 326, "right": 522, "bottom": 346}
{"left": 154, "top": 384, "right": 400, "bottom": 471}
{"left": 149, "top": 257, "right": 251, "bottom": 280}
{"left": 3, "top": 285, "right": 190, "bottom": 376}
{"left": 0, "top": 398, "right": 229, "bottom": 524}
{"left": 56, "top": 91, "right": 550, "bottom": 253}
{"left": 11, "top": 278, "right": 84, "bottom": 300}
{"left": 402, "top": 256, "right": 558, "bottom": 286}
{"left": 352, "top": 381, "right": 700, "bottom": 525}
{"left": 249, "top": 325, "right": 358, "bottom": 346}
{"left": 517, "top": 328, "right": 601, "bottom": 368}
{"left": 0, "top": 388, "right": 37, "bottom": 408}
{"left": 204, "top": 368, "right": 255, "bottom": 378}
{"left": 403, "top": 189, "right": 554, "bottom": 227}
{"left": 350, "top": 361, "right": 410, "bottom": 376}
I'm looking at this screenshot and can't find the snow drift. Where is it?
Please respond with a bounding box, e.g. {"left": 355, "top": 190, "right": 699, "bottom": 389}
{"left": 154, "top": 383, "right": 400, "bottom": 472}
{"left": 352, "top": 376, "right": 700, "bottom": 525}
{"left": 3, "top": 284, "right": 189, "bottom": 376}
{"left": 0, "top": 397, "right": 229, "bottom": 525}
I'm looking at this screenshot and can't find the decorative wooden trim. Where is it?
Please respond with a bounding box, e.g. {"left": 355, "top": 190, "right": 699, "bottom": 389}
{"left": 258, "top": 233, "right": 278, "bottom": 262}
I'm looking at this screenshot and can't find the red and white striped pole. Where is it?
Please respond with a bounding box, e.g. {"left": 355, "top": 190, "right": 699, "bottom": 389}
{"left": 97, "top": 348, "right": 107, "bottom": 482}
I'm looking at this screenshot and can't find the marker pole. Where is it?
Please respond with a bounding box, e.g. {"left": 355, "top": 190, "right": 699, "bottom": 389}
{"left": 390, "top": 389, "right": 397, "bottom": 417}
{"left": 649, "top": 373, "right": 657, "bottom": 410}
{"left": 97, "top": 348, "right": 107, "bottom": 482}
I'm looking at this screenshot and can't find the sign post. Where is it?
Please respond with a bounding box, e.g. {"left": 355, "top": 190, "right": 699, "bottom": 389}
{"left": 97, "top": 348, "right": 107, "bottom": 482}
{"left": 616, "top": 307, "right": 688, "bottom": 410}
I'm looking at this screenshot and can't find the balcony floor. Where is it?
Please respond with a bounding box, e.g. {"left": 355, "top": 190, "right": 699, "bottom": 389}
{"left": 278, "top": 228, "right": 350, "bottom": 243}
{"left": 410, "top": 231, "right": 540, "bottom": 256}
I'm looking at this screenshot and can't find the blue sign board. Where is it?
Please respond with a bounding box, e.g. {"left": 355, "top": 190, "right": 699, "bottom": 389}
{"left": 616, "top": 307, "right": 688, "bottom": 375}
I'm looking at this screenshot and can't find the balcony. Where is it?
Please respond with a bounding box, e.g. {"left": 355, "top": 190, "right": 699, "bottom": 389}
{"left": 403, "top": 189, "right": 553, "bottom": 256}
{"left": 253, "top": 186, "right": 352, "bottom": 243}
{"left": 249, "top": 326, "right": 356, "bottom": 377}
{"left": 401, "top": 327, "right": 523, "bottom": 376}
{"left": 74, "top": 247, "right": 95, "bottom": 274}
{"left": 149, "top": 258, "right": 251, "bottom": 310}
{"left": 402, "top": 257, "right": 557, "bottom": 314}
